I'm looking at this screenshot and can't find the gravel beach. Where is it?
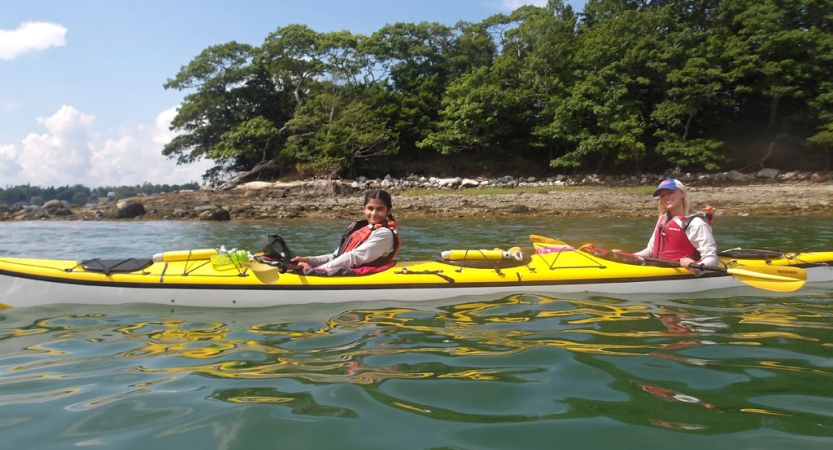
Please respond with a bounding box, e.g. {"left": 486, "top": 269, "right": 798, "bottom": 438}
{"left": 5, "top": 180, "right": 831, "bottom": 222}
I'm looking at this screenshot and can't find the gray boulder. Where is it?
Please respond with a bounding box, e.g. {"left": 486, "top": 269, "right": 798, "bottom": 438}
{"left": 199, "top": 207, "right": 231, "bottom": 221}
{"left": 43, "top": 200, "right": 72, "bottom": 216}
{"left": 115, "top": 200, "right": 145, "bottom": 219}
{"left": 756, "top": 168, "right": 779, "bottom": 179}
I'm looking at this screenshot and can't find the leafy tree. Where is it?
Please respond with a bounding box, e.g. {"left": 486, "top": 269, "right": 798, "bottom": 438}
{"left": 259, "top": 25, "right": 340, "bottom": 104}
{"left": 418, "top": 66, "right": 525, "bottom": 155}
{"left": 807, "top": 82, "right": 833, "bottom": 170}
{"left": 721, "top": 0, "right": 829, "bottom": 125}
{"left": 714, "top": 0, "right": 833, "bottom": 166}
{"left": 447, "top": 19, "right": 500, "bottom": 76}
{"left": 156, "top": 0, "right": 833, "bottom": 180}
{"left": 164, "top": 42, "right": 258, "bottom": 165}
{"left": 362, "top": 22, "right": 456, "bottom": 160}
{"left": 262, "top": 27, "right": 400, "bottom": 178}
{"left": 506, "top": 2, "right": 579, "bottom": 162}
{"left": 164, "top": 41, "right": 293, "bottom": 184}
{"left": 285, "top": 83, "right": 397, "bottom": 177}
{"left": 547, "top": 5, "right": 647, "bottom": 172}
{"left": 71, "top": 192, "right": 89, "bottom": 206}
{"left": 646, "top": 3, "right": 728, "bottom": 170}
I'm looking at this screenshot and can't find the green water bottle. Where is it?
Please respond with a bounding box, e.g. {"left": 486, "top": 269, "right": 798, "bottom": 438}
{"left": 211, "top": 249, "right": 250, "bottom": 271}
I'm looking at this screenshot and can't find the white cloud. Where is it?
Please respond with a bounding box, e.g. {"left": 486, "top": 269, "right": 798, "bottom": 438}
{"left": 0, "top": 144, "right": 21, "bottom": 179}
{"left": 0, "top": 105, "right": 213, "bottom": 187}
{"left": 88, "top": 106, "right": 213, "bottom": 187}
{"left": 0, "top": 21, "right": 67, "bottom": 60}
{"left": 152, "top": 107, "right": 181, "bottom": 148}
{"left": 501, "top": 0, "right": 549, "bottom": 10}
{"left": 18, "top": 106, "right": 95, "bottom": 186}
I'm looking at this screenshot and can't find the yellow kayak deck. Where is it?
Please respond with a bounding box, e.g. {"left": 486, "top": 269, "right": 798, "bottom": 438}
{"left": 1, "top": 247, "right": 830, "bottom": 289}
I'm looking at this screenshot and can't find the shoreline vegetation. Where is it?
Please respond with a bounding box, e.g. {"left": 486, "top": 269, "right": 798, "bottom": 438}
{"left": 159, "top": 0, "right": 833, "bottom": 190}
{"left": 2, "top": 171, "right": 831, "bottom": 222}
{"left": 6, "top": 1, "right": 830, "bottom": 222}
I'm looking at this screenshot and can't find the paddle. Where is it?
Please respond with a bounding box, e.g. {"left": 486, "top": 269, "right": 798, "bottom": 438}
{"left": 643, "top": 257, "right": 807, "bottom": 292}
{"left": 243, "top": 260, "right": 281, "bottom": 284}
{"left": 529, "top": 235, "right": 571, "bottom": 249}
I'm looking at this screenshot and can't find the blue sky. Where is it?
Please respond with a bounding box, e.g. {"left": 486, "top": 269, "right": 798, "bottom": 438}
{"left": 1, "top": 0, "right": 586, "bottom": 188}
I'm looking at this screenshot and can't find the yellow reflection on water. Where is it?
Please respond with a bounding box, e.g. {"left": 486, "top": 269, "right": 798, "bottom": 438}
{"left": 739, "top": 306, "right": 833, "bottom": 329}
{"left": 4, "top": 294, "right": 832, "bottom": 387}
{"left": 741, "top": 408, "right": 791, "bottom": 417}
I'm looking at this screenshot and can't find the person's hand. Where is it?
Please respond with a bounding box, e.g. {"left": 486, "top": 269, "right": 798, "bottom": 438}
{"left": 290, "top": 256, "right": 311, "bottom": 268}
{"left": 679, "top": 257, "right": 698, "bottom": 272}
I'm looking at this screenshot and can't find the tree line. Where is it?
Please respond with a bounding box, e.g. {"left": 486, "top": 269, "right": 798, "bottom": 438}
{"left": 163, "top": 0, "right": 833, "bottom": 186}
{"left": 0, "top": 183, "right": 201, "bottom": 207}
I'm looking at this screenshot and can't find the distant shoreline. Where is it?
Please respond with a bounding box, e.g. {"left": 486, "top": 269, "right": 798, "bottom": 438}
{"left": 3, "top": 180, "right": 832, "bottom": 222}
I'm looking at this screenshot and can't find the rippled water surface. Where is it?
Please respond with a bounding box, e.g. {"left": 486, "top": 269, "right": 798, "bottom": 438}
{"left": 1, "top": 217, "right": 832, "bottom": 449}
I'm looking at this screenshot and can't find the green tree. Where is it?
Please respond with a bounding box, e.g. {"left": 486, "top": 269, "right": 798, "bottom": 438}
{"left": 157, "top": 1, "right": 833, "bottom": 179}
{"left": 262, "top": 26, "right": 400, "bottom": 177}
{"left": 807, "top": 82, "right": 833, "bottom": 170}
{"left": 164, "top": 41, "right": 293, "bottom": 184}
{"left": 285, "top": 83, "right": 398, "bottom": 177}
{"left": 507, "top": 1, "right": 579, "bottom": 163}
{"left": 447, "top": 20, "right": 498, "bottom": 76}
{"left": 362, "top": 22, "right": 456, "bottom": 161}
{"left": 71, "top": 192, "right": 89, "bottom": 206}
{"left": 548, "top": 4, "right": 647, "bottom": 172}
{"left": 418, "top": 65, "right": 529, "bottom": 157}
{"left": 647, "top": 2, "right": 728, "bottom": 170}
{"left": 715, "top": 0, "right": 833, "bottom": 166}
{"left": 164, "top": 42, "right": 258, "bottom": 165}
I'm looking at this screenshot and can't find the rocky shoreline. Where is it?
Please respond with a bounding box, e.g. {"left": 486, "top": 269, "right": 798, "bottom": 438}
{"left": 2, "top": 170, "right": 832, "bottom": 222}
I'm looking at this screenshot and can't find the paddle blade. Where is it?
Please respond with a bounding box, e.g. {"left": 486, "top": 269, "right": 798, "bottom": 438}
{"left": 244, "top": 261, "right": 281, "bottom": 284}
{"left": 530, "top": 235, "right": 570, "bottom": 249}
{"left": 727, "top": 265, "right": 807, "bottom": 292}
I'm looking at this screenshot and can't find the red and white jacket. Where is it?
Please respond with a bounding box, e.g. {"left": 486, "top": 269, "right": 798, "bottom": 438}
{"left": 636, "top": 213, "right": 718, "bottom": 267}
{"left": 306, "top": 220, "right": 401, "bottom": 274}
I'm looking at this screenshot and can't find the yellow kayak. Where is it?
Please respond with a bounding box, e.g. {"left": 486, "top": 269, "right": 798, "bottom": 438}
{"left": 1, "top": 236, "right": 830, "bottom": 308}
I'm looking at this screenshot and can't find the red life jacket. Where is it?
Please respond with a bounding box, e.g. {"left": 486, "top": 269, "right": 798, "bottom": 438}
{"left": 651, "top": 213, "right": 699, "bottom": 261}
{"left": 336, "top": 219, "right": 401, "bottom": 269}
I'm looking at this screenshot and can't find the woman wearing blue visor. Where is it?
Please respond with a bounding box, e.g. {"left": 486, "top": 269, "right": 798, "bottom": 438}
{"left": 631, "top": 179, "right": 718, "bottom": 272}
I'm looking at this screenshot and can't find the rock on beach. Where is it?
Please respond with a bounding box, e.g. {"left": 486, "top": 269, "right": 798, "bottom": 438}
{"left": 2, "top": 171, "right": 832, "bottom": 222}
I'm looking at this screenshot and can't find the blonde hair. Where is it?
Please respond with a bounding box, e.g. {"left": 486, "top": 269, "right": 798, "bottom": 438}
{"left": 656, "top": 180, "right": 692, "bottom": 215}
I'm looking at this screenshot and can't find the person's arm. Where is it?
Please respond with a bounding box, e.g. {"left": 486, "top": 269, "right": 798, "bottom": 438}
{"left": 291, "top": 246, "right": 338, "bottom": 268}
{"left": 305, "top": 252, "right": 336, "bottom": 268}
{"left": 634, "top": 232, "right": 655, "bottom": 259}
{"left": 633, "top": 218, "right": 661, "bottom": 259}
{"left": 316, "top": 228, "right": 394, "bottom": 270}
{"left": 683, "top": 218, "right": 718, "bottom": 268}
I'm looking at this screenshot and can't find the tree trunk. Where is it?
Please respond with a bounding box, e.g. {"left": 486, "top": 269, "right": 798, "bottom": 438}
{"left": 593, "top": 154, "right": 606, "bottom": 173}
{"left": 217, "top": 160, "right": 279, "bottom": 191}
{"left": 769, "top": 96, "right": 780, "bottom": 128}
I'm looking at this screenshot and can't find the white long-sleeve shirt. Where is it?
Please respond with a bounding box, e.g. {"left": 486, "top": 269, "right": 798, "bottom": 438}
{"left": 635, "top": 216, "right": 719, "bottom": 267}
{"left": 308, "top": 227, "right": 395, "bottom": 270}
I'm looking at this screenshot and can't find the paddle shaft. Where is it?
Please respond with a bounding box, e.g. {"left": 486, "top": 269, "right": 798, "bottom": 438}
{"left": 648, "top": 258, "right": 795, "bottom": 279}
{"left": 643, "top": 257, "right": 806, "bottom": 292}
{"left": 646, "top": 256, "right": 763, "bottom": 274}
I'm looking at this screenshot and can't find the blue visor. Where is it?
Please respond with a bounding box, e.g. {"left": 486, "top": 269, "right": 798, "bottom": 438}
{"left": 652, "top": 179, "right": 680, "bottom": 197}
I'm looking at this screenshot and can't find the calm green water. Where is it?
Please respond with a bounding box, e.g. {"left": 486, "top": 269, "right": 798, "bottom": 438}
{"left": 1, "top": 217, "right": 832, "bottom": 449}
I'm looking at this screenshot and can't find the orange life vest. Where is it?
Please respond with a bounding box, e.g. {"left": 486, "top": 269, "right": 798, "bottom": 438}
{"left": 651, "top": 212, "right": 711, "bottom": 261}
{"left": 336, "top": 219, "right": 401, "bottom": 268}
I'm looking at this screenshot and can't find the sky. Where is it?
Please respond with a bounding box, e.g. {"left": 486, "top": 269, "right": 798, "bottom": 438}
{"left": 1, "top": 0, "right": 586, "bottom": 188}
